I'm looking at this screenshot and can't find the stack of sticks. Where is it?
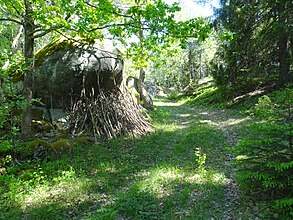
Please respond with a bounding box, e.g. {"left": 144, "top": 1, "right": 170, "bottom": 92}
{"left": 68, "top": 88, "right": 152, "bottom": 140}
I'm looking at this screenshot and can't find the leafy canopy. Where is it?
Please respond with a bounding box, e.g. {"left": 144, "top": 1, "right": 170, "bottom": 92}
{"left": 0, "top": 0, "right": 211, "bottom": 67}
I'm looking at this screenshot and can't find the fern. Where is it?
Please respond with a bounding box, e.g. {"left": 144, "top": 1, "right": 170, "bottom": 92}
{"left": 275, "top": 198, "right": 293, "bottom": 218}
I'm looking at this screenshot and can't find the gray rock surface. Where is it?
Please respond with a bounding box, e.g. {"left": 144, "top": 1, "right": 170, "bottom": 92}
{"left": 33, "top": 39, "right": 123, "bottom": 109}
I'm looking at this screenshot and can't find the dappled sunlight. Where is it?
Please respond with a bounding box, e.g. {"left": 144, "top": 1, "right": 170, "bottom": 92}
{"left": 177, "top": 113, "right": 193, "bottom": 118}
{"left": 21, "top": 168, "right": 92, "bottom": 211}
{"left": 1, "top": 97, "right": 253, "bottom": 219}
{"left": 134, "top": 164, "right": 230, "bottom": 201}
{"left": 186, "top": 171, "right": 229, "bottom": 186}
{"left": 154, "top": 123, "right": 180, "bottom": 132}
{"left": 199, "top": 111, "right": 209, "bottom": 115}
{"left": 137, "top": 166, "right": 184, "bottom": 198}
{"left": 199, "top": 117, "right": 251, "bottom": 129}
{"left": 176, "top": 123, "right": 192, "bottom": 130}
{"left": 154, "top": 100, "right": 182, "bottom": 107}
{"left": 199, "top": 119, "right": 219, "bottom": 127}
{"left": 219, "top": 117, "right": 250, "bottom": 127}
{"left": 175, "top": 113, "right": 197, "bottom": 121}
{"left": 233, "top": 89, "right": 266, "bottom": 102}
{"left": 198, "top": 111, "right": 251, "bottom": 129}
{"left": 97, "top": 162, "right": 118, "bottom": 174}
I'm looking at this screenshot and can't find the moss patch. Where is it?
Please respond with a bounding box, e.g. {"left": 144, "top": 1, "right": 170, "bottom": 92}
{"left": 34, "top": 36, "right": 97, "bottom": 67}
{"left": 23, "top": 139, "right": 50, "bottom": 158}
{"left": 34, "top": 37, "right": 75, "bottom": 67}
{"left": 49, "top": 139, "right": 76, "bottom": 158}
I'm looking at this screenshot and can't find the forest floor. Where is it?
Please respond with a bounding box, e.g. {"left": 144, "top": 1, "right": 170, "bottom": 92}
{"left": 1, "top": 98, "right": 272, "bottom": 220}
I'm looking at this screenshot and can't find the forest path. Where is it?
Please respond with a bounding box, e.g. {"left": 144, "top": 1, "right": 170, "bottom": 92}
{"left": 1, "top": 98, "right": 261, "bottom": 220}
{"left": 153, "top": 99, "right": 253, "bottom": 219}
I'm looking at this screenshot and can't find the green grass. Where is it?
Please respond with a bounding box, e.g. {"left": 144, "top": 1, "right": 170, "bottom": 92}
{"left": 0, "top": 99, "right": 233, "bottom": 220}
{"left": 178, "top": 84, "right": 226, "bottom": 109}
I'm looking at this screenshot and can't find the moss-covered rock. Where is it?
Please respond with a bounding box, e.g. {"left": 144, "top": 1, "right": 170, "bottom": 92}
{"left": 34, "top": 37, "right": 75, "bottom": 67}
{"left": 33, "top": 37, "right": 124, "bottom": 109}
{"left": 23, "top": 139, "right": 50, "bottom": 159}
{"left": 49, "top": 139, "right": 75, "bottom": 158}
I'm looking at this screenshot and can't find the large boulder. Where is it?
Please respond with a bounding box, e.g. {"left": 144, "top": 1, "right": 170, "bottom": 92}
{"left": 33, "top": 38, "right": 123, "bottom": 109}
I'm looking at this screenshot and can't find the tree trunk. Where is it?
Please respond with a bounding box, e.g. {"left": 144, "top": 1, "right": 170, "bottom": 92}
{"left": 278, "top": 35, "right": 290, "bottom": 87}
{"left": 137, "top": 68, "right": 153, "bottom": 109}
{"left": 137, "top": 27, "right": 153, "bottom": 109}
{"left": 278, "top": 1, "right": 291, "bottom": 87}
{"left": 20, "top": 0, "right": 34, "bottom": 139}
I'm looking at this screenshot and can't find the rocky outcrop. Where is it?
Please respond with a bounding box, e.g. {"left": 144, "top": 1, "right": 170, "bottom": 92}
{"left": 33, "top": 38, "right": 123, "bottom": 109}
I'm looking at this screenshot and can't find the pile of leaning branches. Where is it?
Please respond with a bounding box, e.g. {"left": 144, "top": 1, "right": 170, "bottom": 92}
{"left": 68, "top": 88, "right": 152, "bottom": 140}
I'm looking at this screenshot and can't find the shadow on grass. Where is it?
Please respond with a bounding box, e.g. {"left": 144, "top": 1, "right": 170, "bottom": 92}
{"left": 0, "top": 101, "right": 238, "bottom": 220}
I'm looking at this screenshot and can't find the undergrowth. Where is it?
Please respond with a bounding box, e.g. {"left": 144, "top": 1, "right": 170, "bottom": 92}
{"left": 177, "top": 78, "right": 272, "bottom": 111}
{"left": 232, "top": 87, "right": 293, "bottom": 218}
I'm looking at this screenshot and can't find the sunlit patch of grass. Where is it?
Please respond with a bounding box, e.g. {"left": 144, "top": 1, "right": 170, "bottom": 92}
{"left": 20, "top": 167, "right": 89, "bottom": 210}
{"left": 155, "top": 122, "right": 180, "bottom": 132}
{"left": 179, "top": 85, "right": 225, "bottom": 108}
{"left": 136, "top": 165, "right": 229, "bottom": 199}
{"left": 115, "top": 164, "right": 229, "bottom": 219}
{"left": 138, "top": 165, "right": 185, "bottom": 198}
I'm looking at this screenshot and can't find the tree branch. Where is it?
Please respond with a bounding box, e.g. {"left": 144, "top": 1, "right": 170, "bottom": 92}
{"left": 11, "top": 4, "right": 23, "bottom": 18}
{"left": 0, "top": 17, "right": 23, "bottom": 25}
{"left": 33, "top": 26, "right": 60, "bottom": 38}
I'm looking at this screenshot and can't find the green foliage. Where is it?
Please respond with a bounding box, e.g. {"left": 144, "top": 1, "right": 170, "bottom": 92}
{"left": 149, "top": 35, "right": 217, "bottom": 91}
{"left": 25, "top": 139, "right": 50, "bottom": 155}
{"left": 194, "top": 147, "right": 206, "bottom": 173}
{"left": 253, "top": 95, "right": 275, "bottom": 119}
{"left": 0, "top": 56, "right": 27, "bottom": 138}
{"left": 232, "top": 87, "right": 293, "bottom": 217}
{"left": 0, "top": 140, "right": 13, "bottom": 154}
{"left": 3, "top": 52, "right": 27, "bottom": 82}
{"left": 166, "top": 88, "right": 180, "bottom": 99}
{"left": 212, "top": 0, "right": 292, "bottom": 96}
{"left": 149, "top": 105, "right": 171, "bottom": 123}
{"left": 73, "top": 136, "right": 93, "bottom": 146}
{"left": 0, "top": 0, "right": 212, "bottom": 83}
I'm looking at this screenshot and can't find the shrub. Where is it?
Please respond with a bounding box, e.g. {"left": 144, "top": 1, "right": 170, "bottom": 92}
{"left": 232, "top": 87, "right": 293, "bottom": 217}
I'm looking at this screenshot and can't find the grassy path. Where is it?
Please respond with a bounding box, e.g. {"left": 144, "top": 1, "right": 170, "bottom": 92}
{"left": 151, "top": 99, "right": 248, "bottom": 220}
{"left": 1, "top": 99, "right": 257, "bottom": 220}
